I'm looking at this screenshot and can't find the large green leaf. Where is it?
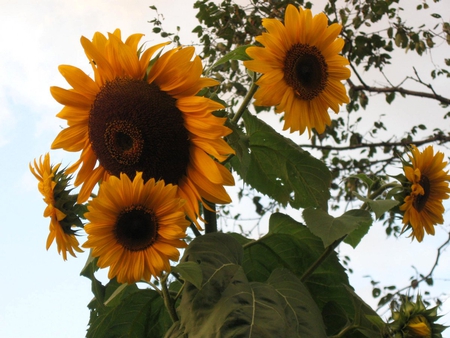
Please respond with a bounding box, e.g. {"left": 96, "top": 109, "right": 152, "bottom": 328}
{"left": 175, "top": 232, "right": 327, "bottom": 338}
{"left": 87, "top": 289, "right": 172, "bottom": 338}
{"left": 240, "top": 213, "right": 353, "bottom": 314}
{"left": 82, "top": 253, "right": 172, "bottom": 338}
{"left": 303, "top": 208, "right": 373, "bottom": 248}
{"left": 230, "top": 112, "right": 331, "bottom": 210}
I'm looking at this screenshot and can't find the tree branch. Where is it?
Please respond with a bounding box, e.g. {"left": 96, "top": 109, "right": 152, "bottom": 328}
{"left": 300, "top": 133, "right": 450, "bottom": 152}
{"left": 347, "top": 78, "right": 450, "bottom": 106}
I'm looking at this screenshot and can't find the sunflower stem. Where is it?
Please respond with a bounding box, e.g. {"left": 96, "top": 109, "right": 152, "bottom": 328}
{"left": 189, "top": 223, "right": 202, "bottom": 237}
{"left": 231, "top": 80, "right": 258, "bottom": 125}
{"left": 203, "top": 201, "right": 217, "bottom": 233}
{"left": 161, "top": 273, "right": 179, "bottom": 323}
{"left": 300, "top": 235, "right": 344, "bottom": 283}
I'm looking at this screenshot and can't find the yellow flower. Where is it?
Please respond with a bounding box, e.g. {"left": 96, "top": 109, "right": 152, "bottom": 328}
{"left": 244, "top": 5, "right": 350, "bottom": 135}
{"left": 389, "top": 295, "right": 447, "bottom": 338}
{"left": 83, "top": 172, "right": 189, "bottom": 284}
{"left": 30, "top": 153, "right": 83, "bottom": 260}
{"left": 400, "top": 145, "right": 450, "bottom": 242}
{"left": 50, "top": 29, "right": 234, "bottom": 227}
{"left": 405, "top": 315, "right": 432, "bottom": 338}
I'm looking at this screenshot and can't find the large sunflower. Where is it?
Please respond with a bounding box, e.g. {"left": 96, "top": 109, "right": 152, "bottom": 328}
{"left": 243, "top": 5, "right": 350, "bottom": 135}
{"left": 83, "top": 172, "right": 189, "bottom": 283}
{"left": 400, "top": 145, "right": 450, "bottom": 242}
{"left": 30, "top": 153, "right": 83, "bottom": 260}
{"left": 51, "top": 29, "right": 234, "bottom": 227}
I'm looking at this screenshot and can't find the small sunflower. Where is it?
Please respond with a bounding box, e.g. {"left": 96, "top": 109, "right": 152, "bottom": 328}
{"left": 30, "top": 153, "right": 83, "bottom": 260}
{"left": 399, "top": 145, "right": 450, "bottom": 242}
{"left": 51, "top": 29, "right": 234, "bottom": 227}
{"left": 389, "top": 295, "right": 447, "bottom": 338}
{"left": 83, "top": 172, "right": 189, "bottom": 283}
{"left": 244, "top": 5, "right": 350, "bottom": 135}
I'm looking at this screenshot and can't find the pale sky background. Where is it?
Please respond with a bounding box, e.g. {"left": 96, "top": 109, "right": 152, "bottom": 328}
{"left": 1, "top": 0, "right": 449, "bottom": 337}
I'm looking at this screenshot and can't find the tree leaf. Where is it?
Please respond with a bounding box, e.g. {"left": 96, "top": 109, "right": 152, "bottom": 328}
{"left": 231, "top": 112, "right": 331, "bottom": 210}
{"left": 303, "top": 208, "right": 373, "bottom": 248}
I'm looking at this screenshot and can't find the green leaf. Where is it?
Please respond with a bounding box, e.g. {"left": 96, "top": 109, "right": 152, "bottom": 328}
{"left": 353, "top": 193, "right": 400, "bottom": 219}
{"left": 231, "top": 112, "right": 331, "bottom": 210}
{"left": 87, "top": 289, "right": 172, "bottom": 338}
{"left": 303, "top": 208, "right": 373, "bottom": 248}
{"left": 344, "top": 219, "right": 373, "bottom": 249}
{"left": 209, "top": 45, "right": 252, "bottom": 70}
{"left": 348, "top": 173, "right": 375, "bottom": 189}
{"left": 385, "top": 91, "right": 395, "bottom": 104}
{"left": 267, "top": 268, "right": 327, "bottom": 337}
{"left": 80, "top": 254, "right": 105, "bottom": 305}
{"left": 321, "top": 301, "right": 350, "bottom": 336}
{"left": 241, "top": 213, "right": 353, "bottom": 314}
{"left": 176, "top": 233, "right": 327, "bottom": 337}
{"left": 172, "top": 261, "right": 203, "bottom": 290}
{"left": 226, "top": 120, "right": 251, "bottom": 178}
{"left": 342, "top": 285, "right": 387, "bottom": 337}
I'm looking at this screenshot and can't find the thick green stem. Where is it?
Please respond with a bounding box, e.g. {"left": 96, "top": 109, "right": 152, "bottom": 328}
{"left": 300, "top": 236, "right": 344, "bottom": 282}
{"left": 161, "top": 274, "right": 178, "bottom": 323}
{"left": 231, "top": 80, "right": 258, "bottom": 124}
{"left": 203, "top": 200, "right": 217, "bottom": 233}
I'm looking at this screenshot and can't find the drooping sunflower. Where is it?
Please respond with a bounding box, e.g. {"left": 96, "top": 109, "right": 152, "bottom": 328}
{"left": 51, "top": 29, "right": 234, "bottom": 227}
{"left": 30, "top": 153, "right": 83, "bottom": 260}
{"left": 83, "top": 172, "right": 189, "bottom": 283}
{"left": 243, "top": 5, "right": 350, "bottom": 135}
{"left": 389, "top": 295, "right": 447, "bottom": 338}
{"left": 399, "top": 145, "right": 450, "bottom": 242}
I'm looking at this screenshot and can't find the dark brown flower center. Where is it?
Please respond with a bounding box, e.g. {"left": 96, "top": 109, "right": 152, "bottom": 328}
{"left": 89, "top": 77, "right": 190, "bottom": 184}
{"left": 413, "top": 175, "right": 431, "bottom": 212}
{"left": 283, "top": 44, "right": 328, "bottom": 101}
{"left": 114, "top": 205, "right": 158, "bottom": 251}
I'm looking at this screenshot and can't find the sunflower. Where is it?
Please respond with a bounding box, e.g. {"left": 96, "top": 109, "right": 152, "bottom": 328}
{"left": 50, "top": 29, "right": 235, "bottom": 227}
{"left": 389, "top": 295, "right": 447, "bottom": 338}
{"left": 399, "top": 145, "right": 450, "bottom": 242}
{"left": 83, "top": 172, "right": 189, "bottom": 283}
{"left": 30, "top": 153, "right": 83, "bottom": 260}
{"left": 243, "top": 5, "right": 350, "bottom": 135}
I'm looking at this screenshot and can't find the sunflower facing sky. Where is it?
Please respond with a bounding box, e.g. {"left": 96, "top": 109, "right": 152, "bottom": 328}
{"left": 30, "top": 153, "right": 83, "bottom": 260}
{"left": 244, "top": 5, "right": 350, "bottom": 135}
{"left": 51, "top": 29, "right": 235, "bottom": 227}
{"left": 83, "top": 172, "right": 189, "bottom": 283}
{"left": 400, "top": 145, "right": 450, "bottom": 242}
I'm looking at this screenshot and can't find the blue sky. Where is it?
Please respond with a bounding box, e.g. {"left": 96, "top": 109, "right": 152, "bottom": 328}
{"left": 1, "top": 0, "right": 449, "bottom": 337}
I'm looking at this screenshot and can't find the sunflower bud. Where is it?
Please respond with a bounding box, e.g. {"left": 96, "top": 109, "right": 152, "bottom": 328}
{"left": 388, "top": 295, "right": 447, "bottom": 338}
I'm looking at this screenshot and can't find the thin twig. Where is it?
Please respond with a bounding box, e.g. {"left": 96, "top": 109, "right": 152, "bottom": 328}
{"left": 377, "top": 231, "right": 450, "bottom": 312}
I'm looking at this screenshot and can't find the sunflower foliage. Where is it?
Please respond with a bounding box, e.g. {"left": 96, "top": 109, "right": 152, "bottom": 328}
{"left": 29, "top": 0, "right": 450, "bottom": 337}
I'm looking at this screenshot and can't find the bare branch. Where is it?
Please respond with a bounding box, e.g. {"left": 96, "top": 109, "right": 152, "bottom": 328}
{"left": 300, "top": 133, "right": 450, "bottom": 152}
{"left": 347, "top": 78, "right": 450, "bottom": 106}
